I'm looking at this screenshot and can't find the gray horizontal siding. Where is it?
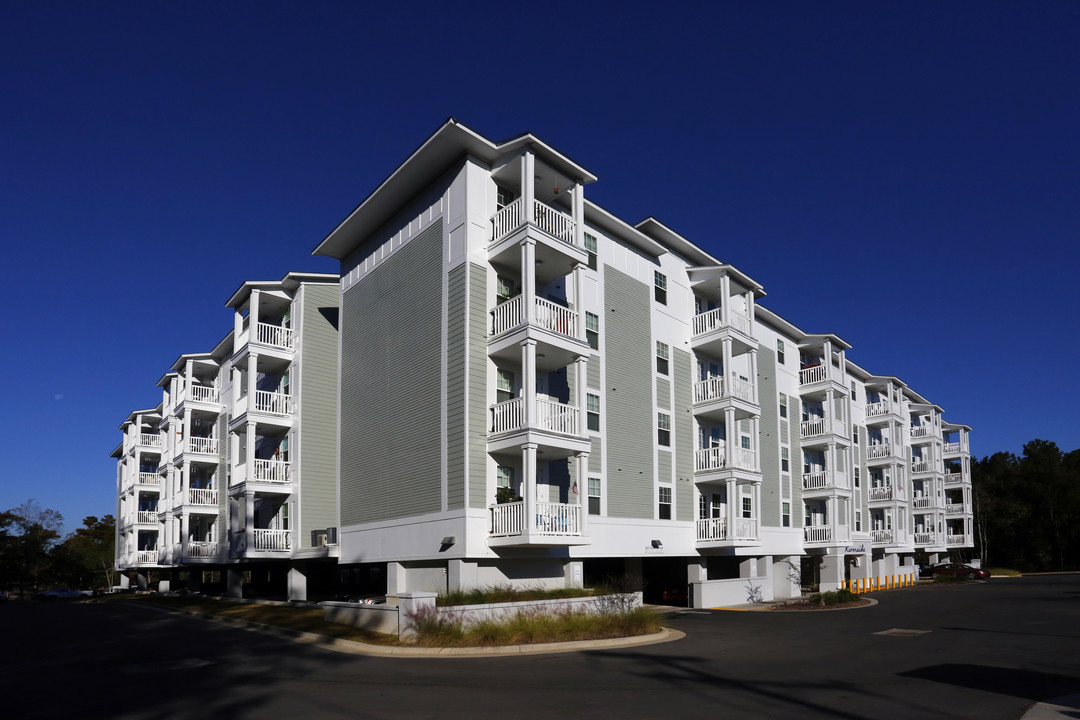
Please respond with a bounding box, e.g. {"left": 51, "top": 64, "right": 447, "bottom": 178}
{"left": 673, "top": 348, "right": 693, "bottom": 522}
{"left": 446, "top": 265, "right": 466, "bottom": 511}
{"left": 467, "top": 264, "right": 489, "bottom": 509}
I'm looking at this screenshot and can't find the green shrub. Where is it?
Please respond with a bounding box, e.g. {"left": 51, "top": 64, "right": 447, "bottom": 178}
{"left": 808, "top": 589, "right": 861, "bottom": 606}
{"left": 436, "top": 584, "right": 594, "bottom": 607}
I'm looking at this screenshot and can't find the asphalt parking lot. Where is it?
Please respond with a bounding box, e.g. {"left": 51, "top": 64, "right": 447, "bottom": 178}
{"left": 2, "top": 574, "right": 1077, "bottom": 720}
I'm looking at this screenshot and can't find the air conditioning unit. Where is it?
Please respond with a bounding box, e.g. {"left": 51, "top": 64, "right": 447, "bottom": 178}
{"left": 311, "top": 530, "right": 327, "bottom": 547}
{"left": 325, "top": 526, "right": 338, "bottom": 545}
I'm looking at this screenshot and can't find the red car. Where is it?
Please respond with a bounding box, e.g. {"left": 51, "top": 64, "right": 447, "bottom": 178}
{"left": 925, "top": 563, "right": 989, "bottom": 580}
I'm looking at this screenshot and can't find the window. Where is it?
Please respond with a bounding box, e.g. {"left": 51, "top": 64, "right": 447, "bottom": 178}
{"left": 587, "top": 393, "right": 600, "bottom": 432}
{"left": 740, "top": 435, "right": 751, "bottom": 450}
{"left": 496, "top": 275, "right": 519, "bottom": 306}
{"left": 585, "top": 312, "right": 599, "bottom": 350}
{"left": 698, "top": 493, "right": 707, "bottom": 519}
{"left": 654, "top": 271, "right": 667, "bottom": 304}
{"left": 851, "top": 381, "right": 857, "bottom": 401}
{"left": 657, "top": 413, "right": 671, "bottom": 446}
{"left": 782, "top": 501, "right": 791, "bottom": 527}
{"left": 854, "top": 467, "right": 861, "bottom": 488}
{"left": 496, "top": 369, "right": 514, "bottom": 403}
{"left": 742, "top": 496, "right": 752, "bottom": 519}
{"left": 781, "top": 446, "right": 790, "bottom": 473}
{"left": 496, "top": 185, "right": 516, "bottom": 210}
{"left": 855, "top": 510, "right": 862, "bottom": 532}
{"left": 779, "top": 393, "right": 788, "bottom": 419}
{"left": 776, "top": 339, "right": 785, "bottom": 365}
{"left": 584, "top": 232, "right": 598, "bottom": 271}
{"left": 656, "top": 341, "right": 669, "bottom": 375}
{"left": 588, "top": 477, "right": 601, "bottom": 515}
{"left": 658, "top": 486, "right": 672, "bottom": 519}
{"left": 281, "top": 503, "right": 290, "bottom": 531}
{"left": 496, "top": 465, "right": 514, "bottom": 489}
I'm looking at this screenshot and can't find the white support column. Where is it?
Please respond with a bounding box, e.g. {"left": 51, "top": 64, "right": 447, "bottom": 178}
{"left": 575, "top": 356, "right": 588, "bottom": 433}
{"left": 184, "top": 358, "right": 194, "bottom": 397}
{"left": 573, "top": 263, "right": 586, "bottom": 340}
{"left": 181, "top": 461, "right": 190, "bottom": 503}
{"left": 724, "top": 407, "right": 736, "bottom": 469}
{"left": 245, "top": 421, "right": 256, "bottom": 485}
{"left": 719, "top": 274, "right": 731, "bottom": 326}
{"left": 179, "top": 512, "right": 189, "bottom": 556}
{"left": 753, "top": 482, "right": 762, "bottom": 538}
{"left": 726, "top": 479, "right": 737, "bottom": 535}
{"left": 521, "top": 239, "right": 536, "bottom": 324}
{"left": 246, "top": 353, "right": 258, "bottom": 409}
{"left": 522, "top": 152, "right": 535, "bottom": 224}
{"left": 522, "top": 443, "right": 538, "bottom": 538}
{"left": 234, "top": 307, "right": 243, "bottom": 353}
{"left": 750, "top": 417, "right": 760, "bottom": 471}
{"left": 244, "top": 490, "right": 255, "bottom": 552}
{"left": 745, "top": 290, "right": 755, "bottom": 325}
{"left": 721, "top": 337, "right": 733, "bottom": 394}
{"left": 572, "top": 183, "right": 584, "bottom": 247}
{"left": 522, "top": 339, "right": 537, "bottom": 427}
{"left": 182, "top": 410, "right": 191, "bottom": 455}
{"left": 250, "top": 289, "right": 261, "bottom": 337}
{"left": 749, "top": 347, "right": 759, "bottom": 404}
{"left": 576, "top": 451, "right": 589, "bottom": 534}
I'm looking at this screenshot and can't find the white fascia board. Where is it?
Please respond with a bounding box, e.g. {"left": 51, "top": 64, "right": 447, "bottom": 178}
{"left": 155, "top": 372, "right": 177, "bottom": 388}
{"left": 583, "top": 200, "right": 667, "bottom": 258}
{"left": 686, "top": 265, "right": 766, "bottom": 298}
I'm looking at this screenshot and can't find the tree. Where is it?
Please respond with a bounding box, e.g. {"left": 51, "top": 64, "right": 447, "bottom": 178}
{"left": 52, "top": 515, "right": 116, "bottom": 589}
{"left": 0, "top": 500, "right": 63, "bottom": 595}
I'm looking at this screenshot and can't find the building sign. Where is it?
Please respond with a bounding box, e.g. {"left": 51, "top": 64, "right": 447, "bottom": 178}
{"left": 845, "top": 544, "right": 867, "bottom": 554}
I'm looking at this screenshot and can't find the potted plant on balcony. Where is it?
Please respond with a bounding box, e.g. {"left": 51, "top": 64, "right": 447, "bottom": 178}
{"left": 496, "top": 487, "right": 521, "bottom": 504}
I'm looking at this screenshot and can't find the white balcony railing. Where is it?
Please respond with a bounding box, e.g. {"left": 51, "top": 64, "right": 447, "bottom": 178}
{"left": 866, "top": 444, "right": 892, "bottom": 460}
{"left": 691, "top": 308, "right": 752, "bottom": 337}
{"left": 187, "top": 437, "right": 218, "bottom": 455}
{"left": 803, "top": 471, "right": 829, "bottom": 490}
{"left": 136, "top": 550, "right": 157, "bottom": 564}
{"left": 534, "top": 297, "right": 577, "bottom": 337}
{"left": 871, "top": 529, "right": 894, "bottom": 544}
{"left": 799, "top": 364, "right": 828, "bottom": 385}
{"left": 913, "top": 496, "right": 932, "bottom": 509}
{"left": 735, "top": 518, "right": 756, "bottom": 540}
{"left": 491, "top": 295, "right": 524, "bottom": 335}
{"left": 532, "top": 200, "right": 577, "bottom": 245}
{"left": 488, "top": 501, "right": 582, "bottom": 538}
{"left": 256, "top": 322, "right": 294, "bottom": 350}
{"left": 694, "top": 377, "right": 725, "bottom": 403}
{"left": 695, "top": 446, "right": 726, "bottom": 472}
{"left": 489, "top": 500, "right": 524, "bottom": 537}
{"left": 696, "top": 517, "right": 727, "bottom": 541}
{"left": 138, "top": 433, "right": 161, "bottom": 448}
{"left": 489, "top": 397, "right": 579, "bottom": 436}
{"left": 187, "top": 541, "right": 218, "bottom": 558}
{"left": 801, "top": 418, "right": 826, "bottom": 438}
{"left": 186, "top": 488, "right": 217, "bottom": 506}
{"left": 136, "top": 510, "right": 158, "bottom": 524}
{"left": 869, "top": 486, "right": 894, "bottom": 502}
{"left": 253, "top": 459, "right": 291, "bottom": 483}
{"left": 946, "top": 502, "right": 966, "bottom": 514}
{"left": 915, "top": 532, "right": 936, "bottom": 545}
{"left": 911, "top": 460, "right": 931, "bottom": 474}
{"left": 734, "top": 448, "right": 757, "bottom": 471}
{"left": 946, "top": 533, "right": 968, "bottom": 546}
{"left": 137, "top": 473, "right": 160, "bottom": 485}
{"left": 255, "top": 390, "right": 292, "bottom": 415}
{"left": 491, "top": 198, "right": 523, "bottom": 242}
{"left": 253, "top": 529, "right": 290, "bottom": 551}
{"left": 189, "top": 385, "right": 219, "bottom": 403}
{"left": 944, "top": 472, "right": 964, "bottom": 485}
{"left": 910, "top": 425, "right": 930, "bottom": 439}
{"left": 804, "top": 526, "right": 832, "bottom": 543}
{"left": 943, "top": 441, "right": 962, "bottom": 454}
{"left": 865, "top": 401, "right": 889, "bottom": 418}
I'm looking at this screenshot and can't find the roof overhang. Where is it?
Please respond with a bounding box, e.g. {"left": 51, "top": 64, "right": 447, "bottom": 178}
{"left": 313, "top": 118, "right": 598, "bottom": 261}
{"left": 226, "top": 272, "right": 339, "bottom": 309}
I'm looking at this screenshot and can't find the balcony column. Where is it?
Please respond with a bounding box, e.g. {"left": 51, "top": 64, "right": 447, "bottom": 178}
{"left": 745, "top": 290, "right": 755, "bottom": 326}
{"left": 726, "top": 479, "right": 737, "bottom": 536}
{"left": 234, "top": 306, "right": 244, "bottom": 354}
{"left": 182, "top": 409, "right": 191, "bottom": 454}
{"left": 753, "top": 482, "right": 762, "bottom": 538}
{"left": 719, "top": 274, "right": 731, "bottom": 326}
{"left": 246, "top": 352, "right": 258, "bottom": 408}
{"left": 721, "top": 337, "right": 733, "bottom": 393}
{"left": 245, "top": 421, "right": 257, "bottom": 483}
{"left": 748, "top": 347, "right": 758, "bottom": 404}
{"left": 179, "top": 512, "right": 189, "bottom": 556}
{"left": 521, "top": 151, "right": 535, "bottom": 224}
{"left": 184, "top": 358, "right": 194, "bottom": 397}
{"left": 724, "top": 408, "right": 736, "bottom": 468}
{"left": 250, "top": 289, "right": 261, "bottom": 336}
{"left": 575, "top": 356, "right": 588, "bottom": 435}
{"left": 572, "top": 263, "right": 586, "bottom": 340}
{"left": 521, "top": 239, "right": 536, "bottom": 325}
{"left": 181, "top": 461, "right": 191, "bottom": 503}
{"left": 522, "top": 443, "right": 538, "bottom": 537}
{"left": 576, "top": 451, "right": 589, "bottom": 534}
{"left": 244, "top": 490, "right": 255, "bottom": 552}
{"left": 571, "top": 183, "right": 584, "bottom": 248}
{"left": 521, "top": 339, "right": 537, "bottom": 427}
{"left": 750, "top": 417, "right": 760, "bottom": 471}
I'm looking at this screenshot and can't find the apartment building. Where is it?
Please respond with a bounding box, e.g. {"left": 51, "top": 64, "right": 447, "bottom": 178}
{"left": 312, "top": 119, "right": 974, "bottom": 605}
{"left": 112, "top": 120, "right": 973, "bottom": 607}
{"left": 112, "top": 273, "right": 340, "bottom": 599}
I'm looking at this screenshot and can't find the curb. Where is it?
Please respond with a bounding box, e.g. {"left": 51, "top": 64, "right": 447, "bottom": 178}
{"left": 126, "top": 600, "right": 684, "bottom": 658}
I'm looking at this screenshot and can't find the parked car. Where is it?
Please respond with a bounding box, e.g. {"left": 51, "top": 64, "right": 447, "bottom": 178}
{"left": 35, "top": 587, "right": 92, "bottom": 600}
{"left": 923, "top": 563, "right": 989, "bottom": 580}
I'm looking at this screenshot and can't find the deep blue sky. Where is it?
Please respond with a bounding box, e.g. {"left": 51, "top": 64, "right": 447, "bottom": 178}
{"left": 3, "top": 2, "right": 1078, "bottom": 531}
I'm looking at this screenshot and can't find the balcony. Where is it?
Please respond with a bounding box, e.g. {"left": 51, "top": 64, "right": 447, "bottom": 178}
{"left": 135, "top": 511, "right": 158, "bottom": 524}
{"left": 490, "top": 296, "right": 582, "bottom": 342}
{"left": 137, "top": 473, "right": 161, "bottom": 487}
{"left": 253, "top": 459, "right": 291, "bottom": 484}
{"left": 690, "top": 308, "right": 755, "bottom": 355}
{"left": 911, "top": 459, "right": 933, "bottom": 474}
{"left": 694, "top": 446, "right": 757, "bottom": 475}
{"left": 804, "top": 525, "right": 833, "bottom": 543}
{"left": 490, "top": 397, "right": 580, "bottom": 436}
{"left": 491, "top": 198, "right": 578, "bottom": 248}
{"left": 865, "top": 443, "right": 895, "bottom": 461}
{"left": 800, "top": 416, "right": 847, "bottom": 444}
{"left": 135, "top": 550, "right": 158, "bottom": 565}
{"left": 256, "top": 322, "right": 294, "bottom": 350}
{"left": 695, "top": 517, "right": 757, "bottom": 543}
{"left": 865, "top": 401, "right": 891, "bottom": 419}
{"left": 186, "top": 488, "right": 218, "bottom": 507}
{"left": 913, "top": 496, "right": 933, "bottom": 509}
{"left": 182, "top": 541, "right": 217, "bottom": 559}
{"left": 914, "top": 532, "right": 937, "bottom": 545}
{"left": 187, "top": 437, "right": 218, "bottom": 455}
{"left": 868, "top": 486, "right": 894, "bottom": 502}
{"left": 944, "top": 471, "right": 965, "bottom": 485}
{"left": 692, "top": 376, "right": 757, "bottom": 417}
{"left": 488, "top": 501, "right": 583, "bottom": 541}
{"left": 252, "top": 530, "right": 290, "bottom": 551}
{"left": 254, "top": 390, "right": 292, "bottom": 416}
{"left": 871, "top": 529, "right": 894, "bottom": 545}
{"left": 138, "top": 433, "right": 161, "bottom": 449}
{"left": 946, "top": 533, "right": 969, "bottom": 546}
{"left": 946, "top": 502, "right": 967, "bottom": 514}
{"left": 802, "top": 471, "right": 830, "bottom": 491}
